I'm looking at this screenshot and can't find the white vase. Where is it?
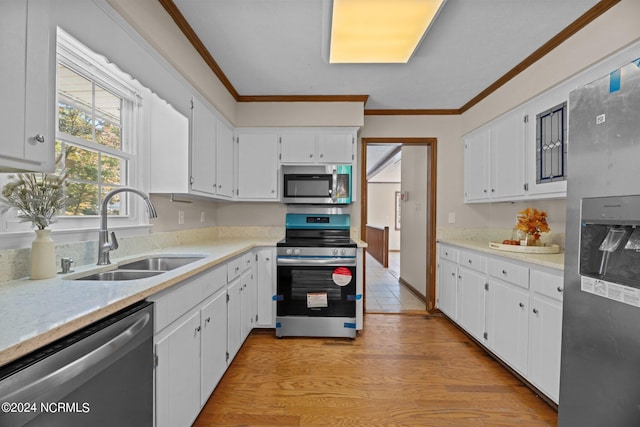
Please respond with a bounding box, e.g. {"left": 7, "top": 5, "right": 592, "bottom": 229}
{"left": 31, "top": 229, "right": 56, "bottom": 280}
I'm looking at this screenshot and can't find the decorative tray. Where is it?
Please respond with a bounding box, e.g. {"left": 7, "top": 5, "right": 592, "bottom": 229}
{"left": 489, "top": 242, "right": 561, "bottom": 254}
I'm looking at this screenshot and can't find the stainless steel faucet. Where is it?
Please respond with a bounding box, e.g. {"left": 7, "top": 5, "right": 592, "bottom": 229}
{"left": 97, "top": 187, "right": 158, "bottom": 265}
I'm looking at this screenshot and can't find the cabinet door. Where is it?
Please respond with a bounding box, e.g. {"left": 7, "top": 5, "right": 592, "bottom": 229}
{"left": 0, "top": 0, "right": 54, "bottom": 172}
{"left": 191, "top": 97, "right": 216, "bottom": 195}
{"left": 490, "top": 110, "right": 526, "bottom": 200}
{"left": 437, "top": 258, "right": 457, "bottom": 320}
{"left": 155, "top": 311, "right": 201, "bottom": 427}
{"left": 200, "top": 290, "right": 228, "bottom": 406}
{"left": 215, "top": 119, "right": 235, "bottom": 199}
{"left": 456, "top": 267, "right": 486, "bottom": 341}
{"left": 256, "top": 248, "right": 276, "bottom": 328}
{"left": 318, "top": 134, "right": 353, "bottom": 164}
{"left": 280, "top": 134, "right": 316, "bottom": 163}
{"left": 241, "top": 269, "right": 256, "bottom": 341}
{"left": 485, "top": 279, "right": 529, "bottom": 375}
{"left": 227, "top": 278, "right": 243, "bottom": 363}
{"left": 236, "top": 133, "right": 279, "bottom": 200}
{"left": 529, "top": 294, "right": 563, "bottom": 403}
{"left": 464, "top": 128, "right": 490, "bottom": 202}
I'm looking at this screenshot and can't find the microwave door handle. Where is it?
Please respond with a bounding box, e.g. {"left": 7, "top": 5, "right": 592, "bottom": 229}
{"left": 332, "top": 169, "right": 338, "bottom": 202}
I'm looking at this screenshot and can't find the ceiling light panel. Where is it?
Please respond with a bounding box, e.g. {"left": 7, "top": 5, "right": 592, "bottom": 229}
{"left": 330, "top": 0, "right": 446, "bottom": 63}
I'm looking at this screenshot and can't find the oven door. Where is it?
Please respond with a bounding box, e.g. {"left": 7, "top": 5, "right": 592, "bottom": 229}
{"left": 277, "top": 259, "right": 356, "bottom": 317}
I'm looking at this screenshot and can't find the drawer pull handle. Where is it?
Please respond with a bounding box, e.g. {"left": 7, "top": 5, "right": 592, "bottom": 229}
{"left": 532, "top": 308, "right": 539, "bottom": 314}
{"left": 445, "top": 252, "right": 448, "bottom": 256}
{"left": 468, "top": 260, "right": 472, "bottom": 264}
{"left": 557, "top": 286, "right": 564, "bottom": 293}
{"left": 502, "top": 269, "right": 507, "bottom": 275}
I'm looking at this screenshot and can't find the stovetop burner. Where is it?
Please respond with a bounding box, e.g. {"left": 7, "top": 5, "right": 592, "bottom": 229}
{"left": 277, "top": 237, "right": 357, "bottom": 248}
{"left": 279, "top": 213, "right": 356, "bottom": 248}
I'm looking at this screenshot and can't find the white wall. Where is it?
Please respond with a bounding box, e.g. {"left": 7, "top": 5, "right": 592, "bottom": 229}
{"left": 367, "top": 183, "right": 401, "bottom": 251}
{"left": 399, "top": 146, "right": 429, "bottom": 297}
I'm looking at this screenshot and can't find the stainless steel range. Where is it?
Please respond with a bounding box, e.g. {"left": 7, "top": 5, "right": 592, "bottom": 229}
{"left": 276, "top": 212, "right": 360, "bottom": 338}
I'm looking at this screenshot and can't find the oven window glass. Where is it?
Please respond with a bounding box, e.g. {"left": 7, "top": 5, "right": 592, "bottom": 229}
{"left": 285, "top": 176, "right": 331, "bottom": 198}
{"left": 277, "top": 265, "right": 356, "bottom": 317}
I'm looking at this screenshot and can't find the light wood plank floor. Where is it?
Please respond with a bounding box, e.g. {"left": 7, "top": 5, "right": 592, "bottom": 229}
{"left": 194, "top": 314, "right": 557, "bottom": 426}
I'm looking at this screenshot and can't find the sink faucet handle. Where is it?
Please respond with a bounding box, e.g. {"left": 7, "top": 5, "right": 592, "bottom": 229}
{"left": 110, "top": 231, "right": 119, "bottom": 251}
{"left": 60, "top": 257, "right": 75, "bottom": 274}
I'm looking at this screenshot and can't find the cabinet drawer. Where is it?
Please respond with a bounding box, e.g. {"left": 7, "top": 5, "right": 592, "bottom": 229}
{"left": 531, "top": 269, "right": 564, "bottom": 302}
{"left": 241, "top": 252, "right": 254, "bottom": 270}
{"left": 488, "top": 258, "right": 529, "bottom": 289}
{"left": 460, "top": 251, "right": 486, "bottom": 272}
{"left": 227, "top": 256, "right": 245, "bottom": 282}
{"left": 439, "top": 245, "right": 459, "bottom": 263}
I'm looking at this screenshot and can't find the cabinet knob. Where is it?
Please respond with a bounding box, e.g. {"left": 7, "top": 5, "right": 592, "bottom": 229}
{"left": 458, "top": 275, "right": 462, "bottom": 279}
{"left": 451, "top": 272, "right": 455, "bottom": 277}
{"left": 468, "top": 259, "right": 472, "bottom": 264}
{"left": 491, "top": 189, "right": 495, "bottom": 193}
{"left": 195, "top": 326, "right": 201, "bottom": 333}
{"left": 557, "top": 286, "right": 564, "bottom": 293}
{"left": 219, "top": 184, "right": 222, "bottom": 188}
{"left": 445, "top": 252, "right": 448, "bottom": 256}
{"left": 532, "top": 308, "right": 539, "bottom": 314}
{"left": 483, "top": 189, "right": 487, "bottom": 193}
{"left": 519, "top": 302, "right": 524, "bottom": 308}
{"left": 502, "top": 269, "right": 507, "bottom": 275}
{"left": 320, "top": 154, "right": 324, "bottom": 158}
{"left": 271, "top": 189, "right": 275, "bottom": 193}
{"left": 34, "top": 134, "right": 45, "bottom": 143}
{"left": 205, "top": 317, "right": 211, "bottom": 324}
{"left": 309, "top": 154, "right": 314, "bottom": 158}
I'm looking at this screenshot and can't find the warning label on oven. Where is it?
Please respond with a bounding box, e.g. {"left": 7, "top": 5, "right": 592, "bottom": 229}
{"left": 332, "top": 267, "right": 353, "bottom": 286}
{"left": 307, "top": 292, "right": 328, "bottom": 308}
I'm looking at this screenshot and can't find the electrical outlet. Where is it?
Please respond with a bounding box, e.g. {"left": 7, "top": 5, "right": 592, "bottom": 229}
{"left": 200, "top": 211, "right": 205, "bottom": 223}
{"left": 448, "top": 212, "right": 456, "bottom": 224}
{"left": 178, "top": 210, "right": 185, "bottom": 225}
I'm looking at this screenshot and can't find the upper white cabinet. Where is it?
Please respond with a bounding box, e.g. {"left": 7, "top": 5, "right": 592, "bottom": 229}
{"left": 236, "top": 132, "right": 279, "bottom": 200}
{"left": 279, "top": 129, "right": 356, "bottom": 165}
{"left": 0, "top": 0, "right": 55, "bottom": 172}
{"left": 464, "top": 110, "right": 526, "bottom": 202}
{"left": 190, "top": 97, "right": 217, "bottom": 196}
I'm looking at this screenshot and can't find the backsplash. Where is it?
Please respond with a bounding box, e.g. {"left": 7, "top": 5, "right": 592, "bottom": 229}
{"left": 0, "top": 226, "right": 284, "bottom": 283}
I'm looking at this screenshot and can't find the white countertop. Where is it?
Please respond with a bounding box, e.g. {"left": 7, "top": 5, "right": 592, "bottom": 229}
{"left": 0, "top": 237, "right": 282, "bottom": 366}
{"left": 437, "top": 238, "right": 565, "bottom": 270}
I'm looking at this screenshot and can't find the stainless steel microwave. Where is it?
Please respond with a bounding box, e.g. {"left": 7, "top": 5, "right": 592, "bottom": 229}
{"left": 281, "top": 165, "right": 352, "bottom": 204}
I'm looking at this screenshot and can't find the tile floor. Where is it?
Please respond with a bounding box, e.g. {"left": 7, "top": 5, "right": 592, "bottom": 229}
{"left": 365, "top": 252, "right": 426, "bottom": 313}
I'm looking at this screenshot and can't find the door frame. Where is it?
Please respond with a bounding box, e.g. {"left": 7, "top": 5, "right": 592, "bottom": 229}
{"left": 360, "top": 138, "right": 438, "bottom": 311}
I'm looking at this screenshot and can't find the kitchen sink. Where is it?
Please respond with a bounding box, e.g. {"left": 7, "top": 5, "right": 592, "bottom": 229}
{"left": 118, "top": 255, "right": 206, "bottom": 271}
{"left": 75, "top": 270, "right": 164, "bottom": 281}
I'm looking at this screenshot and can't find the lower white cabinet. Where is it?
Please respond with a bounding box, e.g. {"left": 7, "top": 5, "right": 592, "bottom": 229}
{"left": 485, "top": 278, "right": 530, "bottom": 375}
{"left": 437, "top": 243, "right": 564, "bottom": 403}
{"left": 155, "top": 310, "right": 201, "bottom": 427}
{"left": 151, "top": 247, "right": 276, "bottom": 427}
{"left": 528, "top": 269, "right": 564, "bottom": 403}
{"left": 200, "top": 290, "right": 228, "bottom": 406}
{"left": 456, "top": 266, "right": 486, "bottom": 342}
{"left": 256, "top": 247, "right": 276, "bottom": 328}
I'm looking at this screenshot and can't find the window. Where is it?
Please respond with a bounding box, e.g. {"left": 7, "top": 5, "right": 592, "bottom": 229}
{"left": 536, "top": 102, "right": 567, "bottom": 184}
{"left": 56, "top": 50, "right": 136, "bottom": 218}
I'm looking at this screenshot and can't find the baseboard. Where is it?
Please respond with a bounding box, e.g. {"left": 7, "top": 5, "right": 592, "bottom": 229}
{"left": 398, "top": 277, "right": 427, "bottom": 304}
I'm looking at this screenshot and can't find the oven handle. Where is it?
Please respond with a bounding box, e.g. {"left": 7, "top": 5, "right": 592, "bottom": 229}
{"left": 277, "top": 257, "right": 356, "bottom": 267}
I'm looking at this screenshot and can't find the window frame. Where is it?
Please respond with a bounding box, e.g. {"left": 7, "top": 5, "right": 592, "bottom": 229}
{"left": 0, "top": 28, "right": 151, "bottom": 249}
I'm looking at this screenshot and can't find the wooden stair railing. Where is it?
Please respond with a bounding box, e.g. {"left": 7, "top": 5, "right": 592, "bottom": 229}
{"left": 365, "top": 224, "right": 389, "bottom": 268}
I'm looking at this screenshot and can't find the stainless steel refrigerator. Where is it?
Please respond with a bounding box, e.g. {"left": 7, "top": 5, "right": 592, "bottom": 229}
{"left": 559, "top": 59, "right": 640, "bottom": 426}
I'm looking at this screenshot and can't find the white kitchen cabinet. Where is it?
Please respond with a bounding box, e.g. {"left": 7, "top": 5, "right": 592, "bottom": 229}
{"left": 528, "top": 269, "right": 564, "bottom": 403}
{"left": 215, "top": 119, "right": 235, "bottom": 199}
{"left": 236, "top": 132, "right": 279, "bottom": 200}
{"left": 200, "top": 289, "right": 228, "bottom": 406}
{"left": 155, "top": 310, "right": 201, "bottom": 427}
{"left": 456, "top": 266, "right": 486, "bottom": 342}
{"left": 191, "top": 97, "right": 217, "bottom": 195}
{"left": 279, "top": 134, "right": 317, "bottom": 163}
{"left": 226, "top": 277, "right": 243, "bottom": 363}
{"left": 256, "top": 248, "right": 276, "bottom": 328}
{"left": 437, "top": 242, "right": 564, "bottom": 403}
{"left": 317, "top": 134, "right": 354, "bottom": 164}
{"left": 464, "top": 110, "right": 526, "bottom": 203}
{"left": 279, "top": 130, "right": 355, "bottom": 165}
{"left": 0, "top": 0, "right": 55, "bottom": 172}
{"left": 463, "top": 128, "right": 491, "bottom": 202}
{"left": 485, "top": 278, "right": 530, "bottom": 375}
{"left": 437, "top": 258, "right": 458, "bottom": 320}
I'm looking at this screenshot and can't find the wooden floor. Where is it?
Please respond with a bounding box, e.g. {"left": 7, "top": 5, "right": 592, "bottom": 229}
{"left": 194, "top": 314, "right": 557, "bottom": 427}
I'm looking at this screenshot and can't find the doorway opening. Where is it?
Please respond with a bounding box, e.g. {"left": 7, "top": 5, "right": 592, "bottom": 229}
{"left": 361, "top": 138, "right": 437, "bottom": 313}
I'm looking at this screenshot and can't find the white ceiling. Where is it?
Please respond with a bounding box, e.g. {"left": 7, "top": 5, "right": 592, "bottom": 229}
{"left": 172, "top": 0, "right": 600, "bottom": 110}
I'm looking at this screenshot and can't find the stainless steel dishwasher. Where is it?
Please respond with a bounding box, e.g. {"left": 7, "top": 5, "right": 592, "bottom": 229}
{"left": 0, "top": 301, "right": 153, "bottom": 427}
